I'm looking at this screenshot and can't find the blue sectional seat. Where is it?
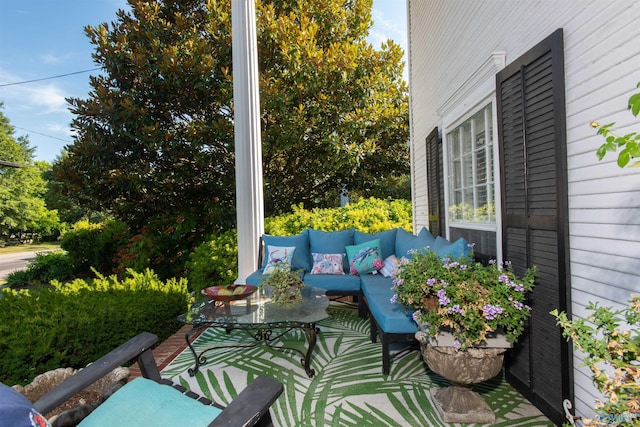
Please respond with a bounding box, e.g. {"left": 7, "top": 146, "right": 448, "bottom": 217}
{"left": 246, "top": 226, "right": 471, "bottom": 374}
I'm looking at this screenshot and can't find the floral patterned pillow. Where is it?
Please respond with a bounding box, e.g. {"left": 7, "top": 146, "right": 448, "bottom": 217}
{"left": 310, "top": 253, "right": 346, "bottom": 275}
{"left": 264, "top": 246, "right": 296, "bottom": 274}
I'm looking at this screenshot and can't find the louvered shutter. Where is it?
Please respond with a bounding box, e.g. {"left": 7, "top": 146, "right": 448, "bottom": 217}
{"left": 496, "top": 28, "right": 572, "bottom": 426}
{"left": 426, "top": 127, "right": 444, "bottom": 237}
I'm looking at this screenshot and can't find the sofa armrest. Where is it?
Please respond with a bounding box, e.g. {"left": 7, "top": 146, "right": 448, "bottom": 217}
{"left": 33, "top": 332, "right": 159, "bottom": 415}
{"left": 209, "top": 375, "right": 283, "bottom": 426}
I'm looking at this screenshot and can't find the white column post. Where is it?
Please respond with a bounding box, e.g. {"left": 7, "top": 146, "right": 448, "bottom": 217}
{"left": 232, "top": 0, "right": 264, "bottom": 284}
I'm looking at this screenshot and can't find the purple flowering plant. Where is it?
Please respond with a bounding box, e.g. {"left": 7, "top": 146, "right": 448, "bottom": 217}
{"left": 392, "top": 249, "right": 536, "bottom": 350}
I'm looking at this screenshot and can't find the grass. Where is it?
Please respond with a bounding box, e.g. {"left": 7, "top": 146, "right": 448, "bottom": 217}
{"left": 0, "top": 243, "right": 60, "bottom": 255}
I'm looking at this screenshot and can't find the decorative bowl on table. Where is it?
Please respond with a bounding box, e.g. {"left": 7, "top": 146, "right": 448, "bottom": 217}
{"left": 202, "top": 285, "right": 257, "bottom": 301}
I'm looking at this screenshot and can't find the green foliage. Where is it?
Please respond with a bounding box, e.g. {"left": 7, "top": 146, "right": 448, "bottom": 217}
{"left": 552, "top": 297, "right": 640, "bottom": 426}
{"left": 55, "top": 0, "right": 408, "bottom": 234}
{"left": 61, "top": 219, "right": 129, "bottom": 275}
{"left": 265, "top": 197, "right": 413, "bottom": 235}
{"left": 115, "top": 211, "right": 212, "bottom": 280}
{"left": 0, "top": 105, "right": 61, "bottom": 238}
{"left": 43, "top": 155, "right": 109, "bottom": 225}
{"left": 260, "top": 267, "right": 304, "bottom": 306}
{"left": 5, "top": 251, "right": 75, "bottom": 287}
{"left": 0, "top": 269, "right": 190, "bottom": 386}
{"left": 394, "top": 251, "right": 536, "bottom": 350}
{"left": 592, "top": 82, "right": 640, "bottom": 168}
{"left": 185, "top": 228, "right": 238, "bottom": 293}
{"left": 259, "top": 0, "right": 410, "bottom": 213}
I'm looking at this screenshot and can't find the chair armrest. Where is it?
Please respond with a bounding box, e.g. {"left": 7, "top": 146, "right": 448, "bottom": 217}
{"left": 209, "top": 375, "right": 283, "bottom": 427}
{"left": 33, "top": 332, "right": 159, "bottom": 415}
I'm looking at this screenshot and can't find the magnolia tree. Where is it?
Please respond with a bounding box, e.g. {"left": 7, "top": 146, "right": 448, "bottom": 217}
{"left": 55, "top": 0, "right": 409, "bottom": 230}
{"left": 53, "top": 0, "right": 409, "bottom": 276}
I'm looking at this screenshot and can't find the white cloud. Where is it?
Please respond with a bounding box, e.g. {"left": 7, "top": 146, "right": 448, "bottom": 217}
{"left": 27, "top": 84, "right": 70, "bottom": 114}
{"left": 47, "top": 122, "right": 73, "bottom": 137}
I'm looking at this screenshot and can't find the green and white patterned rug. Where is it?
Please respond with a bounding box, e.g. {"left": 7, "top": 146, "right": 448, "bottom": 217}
{"left": 161, "top": 303, "right": 553, "bottom": 426}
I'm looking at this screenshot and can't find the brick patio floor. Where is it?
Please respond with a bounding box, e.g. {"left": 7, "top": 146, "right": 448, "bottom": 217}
{"left": 129, "top": 325, "right": 203, "bottom": 379}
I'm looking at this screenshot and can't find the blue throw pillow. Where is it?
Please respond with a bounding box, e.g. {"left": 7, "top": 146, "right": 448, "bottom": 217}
{"left": 345, "top": 239, "right": 383, "bottom": 275}
{"left": 354, "top": 228, "right": 398, "bottom": 259}
{"left": 433, "top": 236, "right": 472, "bottom": 259}
{"left": 395, "top": 227, "right": 436, "bottom": 258}
{"left": 308, "top": 228, "right": 355, "bottom": 272}
{"left": 262, "top": 230, "right": 311, "bottom": 272}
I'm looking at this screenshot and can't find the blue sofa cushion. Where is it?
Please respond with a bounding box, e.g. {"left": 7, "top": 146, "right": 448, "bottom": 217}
{"left": 308, "top": 228, "right": 355, "bottom": 272}
{"left": 360, "top": 274, "right": 395, "bottom": 298}
{"left": 262, "top": 230, "right": 311, "bottom": 272}
{"left": 366, "top": 293, "right": 418, "bottom": 334}
{"left": 432, "top": 236, "right": 472, "bottom": 259}
{"left": 395, "top": 227, "right": 436, "bottom": 258}
{"left": 302, "top": 272, "right": 361, "bottom": 292}
{"left": 78, "top": 377, "right": 222, "bottom": 427}
{"left": 354, "top": 228, "right": 398, "bottom": 259}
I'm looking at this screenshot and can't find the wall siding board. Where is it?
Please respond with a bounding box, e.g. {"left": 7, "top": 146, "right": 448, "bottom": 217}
{"left": 409, "top": 0, "right": 640, "bottom": 421}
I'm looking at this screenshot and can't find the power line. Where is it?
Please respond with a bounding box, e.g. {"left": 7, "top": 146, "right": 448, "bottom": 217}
{"left": 14, "top": 126, "right": 72, "bottom": 143}
{"left": 0, "top": 68, "right": 101, "bottom": 87}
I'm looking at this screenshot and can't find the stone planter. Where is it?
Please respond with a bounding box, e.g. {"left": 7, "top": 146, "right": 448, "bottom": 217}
{"left": 416, "top": 329, "right": 510, "bottom": 424}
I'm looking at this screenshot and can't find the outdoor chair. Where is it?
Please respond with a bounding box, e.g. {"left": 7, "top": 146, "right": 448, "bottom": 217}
{"left": 21, "top": 332, "right": 283, "bottom": 426}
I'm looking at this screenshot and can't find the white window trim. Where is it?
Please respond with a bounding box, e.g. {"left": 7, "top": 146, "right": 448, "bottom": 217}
{"left": 439, "top": 61, "right": 505, "bottom": 265}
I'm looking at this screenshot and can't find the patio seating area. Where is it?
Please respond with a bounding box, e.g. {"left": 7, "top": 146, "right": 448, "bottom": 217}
{"left": 136, "top": 302, "right": 553, "bottom": 426}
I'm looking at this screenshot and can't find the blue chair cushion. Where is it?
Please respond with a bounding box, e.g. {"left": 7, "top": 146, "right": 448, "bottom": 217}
{"left": 262, "top": 230, "right": 311, "bottom": 272}
{"left": 360, "top": 274, "right": 395, "bottom": 298}
{"left": 395, "top": 227, "right": 436, "bottom": 258}
{"left": 78, "top": 377, "right": 222, "bottom": 427}
{"left": 308, "top": 228, "right": 355, "bottom": 272}
{"left": 432, "top": 236, "right": 472, "bottom": 259}
{"left": 354, "top": 228, "right": 398, "bottom": 260}
{"left": 302, "top": 272, "right": 361, "bottom": 292}
{"left": 366, "top": 293, "right": 418, "bottom": 334}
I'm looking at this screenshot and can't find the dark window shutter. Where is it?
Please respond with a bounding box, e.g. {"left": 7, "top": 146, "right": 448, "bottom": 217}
{"left": 426, "top": 127, "right": 444, "bottom": 237}
{"left": 496, "top": 28, "right": 572, "bottom": 426}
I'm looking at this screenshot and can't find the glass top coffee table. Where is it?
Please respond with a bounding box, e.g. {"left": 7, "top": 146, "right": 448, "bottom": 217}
{"left": 178, "top": 285, "right": 329, "bottom": 378}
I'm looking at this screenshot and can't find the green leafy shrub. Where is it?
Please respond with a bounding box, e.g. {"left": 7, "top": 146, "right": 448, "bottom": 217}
{"left": 0, "top": 269, "right": 190, "bottom": 385}
{"left": 115, "top": 212, "right": 213, "bottom": 280}
{"left": 265, "top": 197, "right": 412, "bottom": 235}
{"left": 591, "top": 81, "right": 640, "bottom": 168}
{"left": 60, "top": 219, "right": 129, "bottom": 275}
{"left": 5, "top": 251, "right": 74, "bottom": 287}
{"left": 552, "top": 297, "right": 639, "bottom": 426}
{"left": 185, "top": 229, "right": 238, "bottom": 293}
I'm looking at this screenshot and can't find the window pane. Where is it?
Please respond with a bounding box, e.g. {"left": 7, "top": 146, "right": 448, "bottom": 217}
{"left": 446, "top": 103, "right": 495, "bottom": 225}
{"left": 452, "top": 159, "right": 461, "bottom": 188}
{"left": 462, "top": 155, "right": 473, "bottom": 187}
{"left": 450, "top": 129, "right": 460, "bottom": 158}
{"left": 461, "top": 122, "right": 472, "bottom": 154}
{"left": 476, "top": 148, "right": 487, "bottom": 182}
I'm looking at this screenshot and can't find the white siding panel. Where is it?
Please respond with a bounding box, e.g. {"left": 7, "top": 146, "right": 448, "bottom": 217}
{"left": 409, "top": 0, "right": 640, "bottom": 421}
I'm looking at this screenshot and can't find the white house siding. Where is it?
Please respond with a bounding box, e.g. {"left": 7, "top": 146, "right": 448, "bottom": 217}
{"left": 408, "top": 0, "right": 640, "bottom": 422}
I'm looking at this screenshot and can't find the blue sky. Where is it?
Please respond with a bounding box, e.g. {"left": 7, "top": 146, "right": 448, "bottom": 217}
{"left": 0, "top": 0, "right": 407, "bottom": 163}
